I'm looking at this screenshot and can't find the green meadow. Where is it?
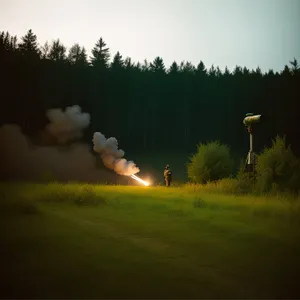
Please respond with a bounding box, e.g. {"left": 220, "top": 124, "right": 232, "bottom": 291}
{"left": 1, "top": 182, "right": 300, "bottom": 299}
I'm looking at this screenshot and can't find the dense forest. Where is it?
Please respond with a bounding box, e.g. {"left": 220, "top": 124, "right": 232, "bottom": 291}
{"left": 1, "top": 29, "right": 299, "bottom": 160}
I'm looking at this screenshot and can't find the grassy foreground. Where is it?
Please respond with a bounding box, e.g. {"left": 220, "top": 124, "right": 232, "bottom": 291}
{"left": 1, "top": 183, "right": 300, "bottom": 299}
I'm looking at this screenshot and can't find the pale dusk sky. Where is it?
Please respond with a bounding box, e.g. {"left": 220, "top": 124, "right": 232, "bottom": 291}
{"left": 1, "top": 0, "right": 299, "bottom": 72}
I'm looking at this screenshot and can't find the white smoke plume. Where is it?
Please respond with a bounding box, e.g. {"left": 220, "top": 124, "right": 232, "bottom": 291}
{"left": 46, "top": 105, "right": 90, "bottom": 144}
{"left": 93, "top": 132, "right": 140, "bottom": 176}
{"left": 0, "top": 124, "right": 120, "bottom": 182}
{"left": 0, "top": 105, "right": 129, "bottom": 184}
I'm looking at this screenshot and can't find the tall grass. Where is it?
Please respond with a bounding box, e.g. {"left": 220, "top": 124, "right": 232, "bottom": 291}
{"left": 1, "top": 182, "right": 300, "bottom": 298}
{"left": 1, "top": 181, "right": 299, "bottom": 219}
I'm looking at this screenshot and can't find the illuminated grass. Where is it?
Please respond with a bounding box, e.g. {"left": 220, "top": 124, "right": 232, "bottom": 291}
{"left": 1, "top": 182, "right": 300, "bottom": 299}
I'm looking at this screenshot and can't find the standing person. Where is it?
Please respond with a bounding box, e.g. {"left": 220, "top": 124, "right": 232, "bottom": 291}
{"left": 164, "top": 165, "right": 172, "bottom": 187}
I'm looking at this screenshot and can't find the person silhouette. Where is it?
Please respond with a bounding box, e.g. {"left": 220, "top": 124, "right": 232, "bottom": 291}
{"left": 163, "top": 164, "right": 172, "bottom": 187}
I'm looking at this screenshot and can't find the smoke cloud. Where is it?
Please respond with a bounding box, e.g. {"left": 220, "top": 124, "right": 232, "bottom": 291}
{"left": 46, "top": 105, "right": 90, "bottom": 144}
{"left": 93, "top": 132, "right": 140, "bottom": 176}
{"left": 0, "top": 106, "right": 129, "bottom": 183}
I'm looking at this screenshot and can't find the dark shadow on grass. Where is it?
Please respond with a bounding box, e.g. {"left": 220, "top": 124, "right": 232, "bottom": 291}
{"left": 39, "top": 188, "right": 107, "bottom": 207}
{"left": 0, "top": 197, "right": 39, "bottom": 215}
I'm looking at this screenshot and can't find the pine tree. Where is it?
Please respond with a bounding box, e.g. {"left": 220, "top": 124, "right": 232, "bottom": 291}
{"left": 68, "top": 43, "right": 88, "bottom": 66}
{"left": 196, "top": 61, "right": 207, "bottom": 76}
{"left": 208, "top": 64, "right": 216, "bottom": 77}
{"left": 141, "top": 59, "right": 149, "bottom": 72}
{"left": 18, "top": 29, "right": 40, "bottom": 58}
{"left": 224, "top": 66, "right": 231, "bottom": 77}
{"left": 111, "top": 51, "right": 124, "bottom": 70}
{"left": 150, "top": 56, "right": 166, "bottom": 73}
{"left": 134, "top": 62, "right": 142, "bottom": 71}
{"left": 242, "top": 66, "right": 250, "bottom": 76}
{"left": 289, "top": 58, "right": 299, "bottom": 75}
{"left": 233, "top": 65, "right": 243, "bottom": 76}
{"left": 49, "top": 39, "right": 67, "bottom": 61}
{"left": 124, "top": 57, "right": 134, "bottom": 71}
{"left": 267, "top": 69, "right": 275, "bottom": 77}
{"left": 254, "top": 66, "right": 262, "bottom": 77}
{"left": 181, "top": 61, "right": 195, "bottom": 73}
{"left": 41, "top": 41, "right": 49, "bottom": 59}
{"left": 168, "top": 61, "right": 179, "bottom": 74}
{"left": 216, "top": 66, "right": 222, "bottom": 77}
{"left": 0, "top": 31, "right": 17, "bottom": 52}
{"left": 90, "top": 37, "right": 110, "bottom": 69}
{"left": 281, "top": 65, "right": 291, "bottom": 76}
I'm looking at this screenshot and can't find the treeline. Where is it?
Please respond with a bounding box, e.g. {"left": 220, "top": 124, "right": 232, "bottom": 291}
{"left": 1, "top": 29, "right": 299, "bottom": 157}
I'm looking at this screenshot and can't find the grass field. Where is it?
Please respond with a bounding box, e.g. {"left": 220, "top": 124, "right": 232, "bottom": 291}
{"left": 1, "top": 182, "right": 300, "bottom": 299}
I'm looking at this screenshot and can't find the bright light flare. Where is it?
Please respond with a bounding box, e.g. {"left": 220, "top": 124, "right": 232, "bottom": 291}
{"left": 131, "top": 174, "right": 150, "bottom": 186}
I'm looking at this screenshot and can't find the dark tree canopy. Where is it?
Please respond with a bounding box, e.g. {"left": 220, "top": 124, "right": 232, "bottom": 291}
{"left": 0, "top": 31, "right": 17, "bottom": 52}
{"left": 0, "top": 29, "right": 299, "bottom": 161}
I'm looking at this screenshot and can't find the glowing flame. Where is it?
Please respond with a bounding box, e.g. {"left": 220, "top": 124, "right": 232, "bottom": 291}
{"left": 131, "top": 174, "right": 149, "bottom": 186}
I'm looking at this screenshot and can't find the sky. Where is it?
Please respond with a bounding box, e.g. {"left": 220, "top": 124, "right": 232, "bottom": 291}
{"left": 0, "top": 0, "right": 299, "bottom": 72}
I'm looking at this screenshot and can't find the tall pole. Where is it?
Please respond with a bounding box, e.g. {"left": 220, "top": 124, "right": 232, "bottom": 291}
{"left": 250, "top": 131, "right": 253, "bottom": 153}
{"left": 246, "top": 126, "right": 255, "bottom": 173}
{"left": 243, "top": 113, "right": 262, "bottom": 175}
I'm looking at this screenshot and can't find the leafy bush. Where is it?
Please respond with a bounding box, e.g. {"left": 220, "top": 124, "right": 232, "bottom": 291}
{"left": 255, "top": 136, "right": 300, "bottom": 194}
{"left": 234, "top": 159, "right": 256, "bottom": 194}
{"left": 187, "top": 141, "right": 233, "bottom": 184}
{"left": 202, "top": 178, "right": 252, "bottom": 195}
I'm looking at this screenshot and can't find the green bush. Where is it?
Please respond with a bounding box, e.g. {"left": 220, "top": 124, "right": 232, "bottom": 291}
{"left": 187, "top": 141, "right": 234, "bottom": 184}
{"left": 255, "top": 136, "right": 300, "bottom": 194}
{"left": 234, "top": 159, "right": 256, "bottom": 194}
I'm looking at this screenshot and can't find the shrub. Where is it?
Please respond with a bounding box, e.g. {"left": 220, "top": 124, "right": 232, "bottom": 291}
{"left": 187, "top": 141, "right": 233, "bottom": 184}
{"left": 255, "top": 136, "right": 300, "bottom": 194}
{"left": 234, "top": 159, "right": 256, "bottom": 194}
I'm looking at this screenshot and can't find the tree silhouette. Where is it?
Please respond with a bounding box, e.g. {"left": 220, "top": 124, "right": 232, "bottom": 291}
{"left": 41, "top": 41, "right": 49, "bottom": 59}
{"left": 168, "top": 61, "right": 179, "bottom": 74}
{"left": 134, "top": 61, "right": 142, "bottom": 71}
{"left": 266, "top": 69, "right": 275, "bottom": 77}
{"left": 208, "top": 64, "right": 217, "bottom": 77}
{"left": 196, "top": 61, "right": 207, "bottom": 76}
{"left": 1, "top": 28, "right": 299, "bottom": 162}
{"left": 242, "top": 66, "right": 250, "bottom": 76}
{"left": 141, "top": 59, "right": 149, "bottom": 72}
{"left": 111, "top": 51, "right": 124, "bottom": 70}
{"left": 90, "top": 37, "right": 110, "bottom": 69}
{"left": 281, "top": 65, "right": 291, "bottom": 76}
{"left": 181, "top": 61, "right": 195, "bottom": 73}
{"left": 150, "top": 56, "right": 166, "bottom": 73}
{"left": 233, "top": 65, "right": 243, "bottom": 77}
{"left": 223, "top": 66, "right": 231, "bottom": 77}
{"left": 68, "top": 43, "right": 88, "bottom": 66}
{"left": 254, "top": 66, "right": 262, "bottom": 77}
{"left": 216, "top": 66, "right": 222, "bottom": 78}
{"left": 49, "top": 39, "right": 67, "bottom": 61}
{"left": 18, "top": 29, "right": 40, "bottom": 58}
{"left": 0, "top": 31, "right": 17, "bottom": 53}
{"left": 124, "top": 57, "right": 134, "bottom": 71}
{"left": 289, "top": 58, "right": 299, "bottom": 75}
